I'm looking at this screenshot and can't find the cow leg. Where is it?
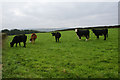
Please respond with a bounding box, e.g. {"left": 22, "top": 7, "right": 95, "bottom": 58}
{"left": 79, "top": 36, "right": 81, "bottom": 40}
{"left": 31, "top": 39, "right": 33, "bottom": 44}
{"left": 19, "top": 42, "right": 21, "bottom": 47}
{"left": 23, "top": 42, "right": 26, "bottom": 47}
{"left": 58, "top": 38, "right": 59, "bottom": 42}
{"left": 87, "top": 35, "right": 89, "bottom": 39}
{"left": 33, "top": 38, "right": 36, "bottom": 43}
{"left": 104, "top": 35, "right": 106, "bottom": 40}
{"left": 16, "top": 43, "right": 17, "bottom": 47}
{"left": 85, "top": 39, "right": 88, "bottom": 41}
{"left": 97, "top": 35, "right": 99, "bottom": 39}
{"left": 32, "top": 39, "right": 35, "bottom": 44}
{"left": 33, "top": 40, "right": 35, "bottom": 44}
{"left": 55, "top": 37, "right": 57, "bottom": 42}
{"left": 85, "top": 36, "right": 88, "bottom": 41}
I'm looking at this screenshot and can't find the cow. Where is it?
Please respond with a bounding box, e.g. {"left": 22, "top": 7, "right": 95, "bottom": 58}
{"left": 75, "top": 29, "right": 90, "bottom": 41}
{"left": 10, "top": 34, "right": 27, "bottom": 47}
{"left": 30, "top": 33, "right": 37, "bottom": 44}
{"left": 51, "top": 32, "right": 61, "bottom": 42}
{"left": 92, "top": 29, "right": 108, "bottom": 40}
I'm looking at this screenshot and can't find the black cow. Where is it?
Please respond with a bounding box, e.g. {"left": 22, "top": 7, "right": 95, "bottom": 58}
{"left": 10, "top": 34, "right": 27, "bottom": 47}
{"left": 51, "top": 32, "right": 61, "bottom": 42}
{"left": 75, "top": 29, "right": 90, "bottom": 41}
{"left": 92, "top": 29, "right": 108, "bottom": 40}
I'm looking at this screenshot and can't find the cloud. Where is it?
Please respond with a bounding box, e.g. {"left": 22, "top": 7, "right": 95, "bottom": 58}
{"left": 12, "top": 8, "right": 26, "bottom": 16}
{"left": 1, "top": 0, "right": 119, "bottom": 2}
{"left": 2, "top": 2, "right": 118, "bottom": 30}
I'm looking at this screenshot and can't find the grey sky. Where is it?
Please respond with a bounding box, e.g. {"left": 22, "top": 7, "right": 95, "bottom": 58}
{"left": 1, "top": 1, "right": 118, "bottom": 30}
{"left": 1, "top": 0, "right": 119, "bottom": 2}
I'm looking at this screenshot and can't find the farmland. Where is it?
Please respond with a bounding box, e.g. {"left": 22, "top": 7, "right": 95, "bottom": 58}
{"left": 2, "top": 28, "right": 118, "bottom": 78}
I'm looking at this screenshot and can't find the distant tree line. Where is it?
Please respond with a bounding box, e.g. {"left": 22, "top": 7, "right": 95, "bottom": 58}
{"left": 1, "top": 29, "right": 41, "bottom": 35}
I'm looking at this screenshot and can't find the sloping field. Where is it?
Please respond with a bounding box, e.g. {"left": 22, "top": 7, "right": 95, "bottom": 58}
{"left": 2, "top": 28, "right": 118, "bottom": 78}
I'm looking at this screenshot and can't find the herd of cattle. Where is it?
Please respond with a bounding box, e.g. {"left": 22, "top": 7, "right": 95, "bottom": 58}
{"left": 75, "top": 28, "right": 108, "bottom": 41}
{"left": 10, "top": 29, "right": 108, "bottom": 47}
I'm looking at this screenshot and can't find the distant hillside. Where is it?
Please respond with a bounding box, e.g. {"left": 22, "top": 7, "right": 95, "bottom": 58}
{"left": 32, "top": 27, "right": 69, "bottom": 32}
{"left": 1, "top": 29, "right": 41, "bottom": 35}
{"left": 1, "top": 24, "right": 120, "bottom": 35}
{"left": 1, "top": 28, "right": 69, "bottom": 35}
{"left": 32, "top": 24, "right": 120, "bottom": 32}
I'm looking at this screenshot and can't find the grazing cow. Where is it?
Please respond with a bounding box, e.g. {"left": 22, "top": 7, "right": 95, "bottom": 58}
{"left": 51, "top": 32, "right": 61, "bottom": 42}
{"left": 75, "top": 29, "right": 90, "bottom": 41}
{"left": 30, "top": 33, "right": 37, "bottom": 44}
{"left": 10, "top": 34, "right": 27, "bottom": 47}
{"left": 92, "top": 29, "right": 108, "bottom": 40}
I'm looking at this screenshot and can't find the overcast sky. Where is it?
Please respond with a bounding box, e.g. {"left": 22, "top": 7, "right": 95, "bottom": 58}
{"left": 1, "top": 0, "right": 119, "bottom": 30}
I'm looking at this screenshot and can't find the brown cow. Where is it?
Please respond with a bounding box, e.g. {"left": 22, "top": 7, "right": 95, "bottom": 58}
{"left": 30, "top": 33, "right": 37, "bottom": 44}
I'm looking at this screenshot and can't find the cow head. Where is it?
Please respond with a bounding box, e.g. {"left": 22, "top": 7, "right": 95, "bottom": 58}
{"left": 51, "top": 32, "right": 55, "bottom": 36}
{"left": 10, "top": 42, "right": 14, "bottom": 47}
{"left": 75, "top": 29, "right": 78, "bottom": 32}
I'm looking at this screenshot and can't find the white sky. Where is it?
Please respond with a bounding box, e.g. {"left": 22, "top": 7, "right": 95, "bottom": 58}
{"left": 0, "top": 0, "right": 119, "bottom": 30}
{"left": 1, "top": 0, "right": 119, "bottom": 2}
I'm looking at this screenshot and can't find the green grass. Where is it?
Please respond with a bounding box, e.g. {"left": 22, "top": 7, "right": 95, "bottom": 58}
{"left": 2, "top": 28, "right": 118, "bottom": 78}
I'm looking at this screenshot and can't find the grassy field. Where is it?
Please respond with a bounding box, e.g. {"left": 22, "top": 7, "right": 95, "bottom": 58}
{"left": 2, "top": 28, "right": 118, "bottom": 78}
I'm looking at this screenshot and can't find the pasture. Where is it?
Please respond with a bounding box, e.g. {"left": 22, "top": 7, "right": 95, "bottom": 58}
{"left": 2, "top": 28, "right": 118, "bottom": 78}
